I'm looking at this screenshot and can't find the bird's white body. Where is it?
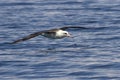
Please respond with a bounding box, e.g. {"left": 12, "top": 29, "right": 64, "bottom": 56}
{"left": 41, "top": 30, "right": 71, "bottom": 39}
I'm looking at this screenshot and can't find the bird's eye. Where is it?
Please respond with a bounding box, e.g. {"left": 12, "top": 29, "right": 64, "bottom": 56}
{"left": 64, "top": 33, "right": 67, "bottom": 34}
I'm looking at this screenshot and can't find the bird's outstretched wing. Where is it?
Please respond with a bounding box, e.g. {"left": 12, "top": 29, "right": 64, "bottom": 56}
{"left": 11, "top": 31, "right": 43, "bottom": 44}
{"left": 60, "top": 26, "right": 108, "bottom": 31}
{"left": 60, "top": 26, "right": 89, "bottom": 30}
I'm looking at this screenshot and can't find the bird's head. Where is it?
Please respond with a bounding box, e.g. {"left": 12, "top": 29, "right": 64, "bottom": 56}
{"left": 56, "top": 30, "right": 71, "bottom": 38}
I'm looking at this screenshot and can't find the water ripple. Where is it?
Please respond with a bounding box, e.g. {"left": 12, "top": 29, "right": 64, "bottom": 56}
{"left": 0, "top": 0, "right": 120, "bottom": 80}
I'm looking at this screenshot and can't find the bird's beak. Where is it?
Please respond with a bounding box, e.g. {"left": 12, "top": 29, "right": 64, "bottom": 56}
{"left": 67, "top": 33, "right": 71, "bottom": 37}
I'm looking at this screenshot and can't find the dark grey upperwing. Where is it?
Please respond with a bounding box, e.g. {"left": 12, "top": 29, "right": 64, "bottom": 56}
{"left": 11, "top": 31, "right": 43, "bottom": 44}
{"left": 60, "top": 26, "right": 89, "bottom": 30}
{"left": 60, "top": 26, "right": 107, "bottom": 30}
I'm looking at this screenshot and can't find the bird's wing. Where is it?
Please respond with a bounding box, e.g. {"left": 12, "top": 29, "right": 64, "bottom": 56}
{"left": 11, "top": 31, "right": 43, "bottom": 44}
{"left": 60, "top": 26, "right": 89, "bottom": 30}
{"left": 11, "top": 29, "right": 58, "bottom": 44}
{"left": 60, "top": 26, "right": 108, "bottom": 31}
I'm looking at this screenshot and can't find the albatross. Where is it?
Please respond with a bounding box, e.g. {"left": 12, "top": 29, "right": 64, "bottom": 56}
{"left": 11, "top": 26, "right": 88, "bottom": 44}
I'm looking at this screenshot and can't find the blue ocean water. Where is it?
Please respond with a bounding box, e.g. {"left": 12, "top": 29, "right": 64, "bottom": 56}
{"left": 0, "top": 0, "right": 120, "bottom": 80}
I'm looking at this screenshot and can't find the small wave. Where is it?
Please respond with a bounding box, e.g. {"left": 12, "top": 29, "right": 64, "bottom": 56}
{"left": 68, "top": 71, "right": 97, "bottom": 76}
{"left": 0, "top": 3, "right": 36, "bottom": 6}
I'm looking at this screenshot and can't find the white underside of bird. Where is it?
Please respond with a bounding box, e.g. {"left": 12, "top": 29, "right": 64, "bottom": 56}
{"left": 41, "top": 30, "right": 71, "bottom": 39}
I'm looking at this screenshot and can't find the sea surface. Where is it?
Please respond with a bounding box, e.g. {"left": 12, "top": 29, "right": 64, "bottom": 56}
{"left": 0, "top": 0, "right": 120, "bottom": 80}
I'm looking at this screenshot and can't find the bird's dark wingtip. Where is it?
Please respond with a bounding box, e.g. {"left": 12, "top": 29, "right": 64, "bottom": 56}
{"left": 3, "top": 41, "right": 17, "bottom": 45}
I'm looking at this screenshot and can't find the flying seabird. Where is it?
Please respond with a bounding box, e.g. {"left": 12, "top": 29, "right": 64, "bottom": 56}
{"left": 11, "top": 26, "right": 88, "bottom": 44}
